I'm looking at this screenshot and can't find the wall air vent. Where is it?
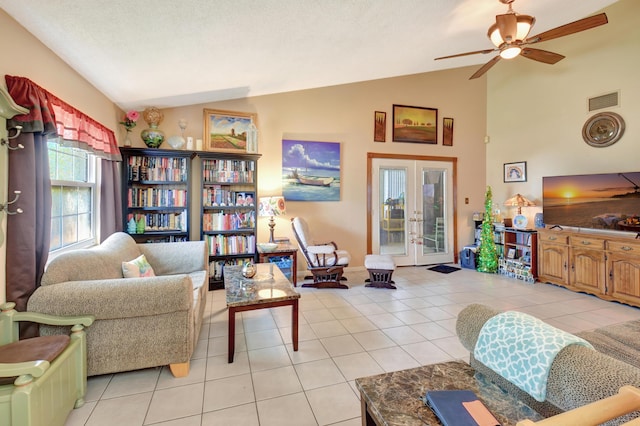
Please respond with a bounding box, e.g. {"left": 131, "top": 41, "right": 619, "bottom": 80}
{"left": 588, "top": 91, "right": 619, "bottom": 111}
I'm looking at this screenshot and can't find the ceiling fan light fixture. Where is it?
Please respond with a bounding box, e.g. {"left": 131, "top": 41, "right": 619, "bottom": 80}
{"left": 516, "top": 15, "right": 535, "bottom": 40}
{"left": 488, "top": 24, "right": 505, "bottom": 47}
{"left": 488, "top": 14, "right": 535, "bottom": 47}
{"left": 500, "top": 46, "right": 522, "bottom": 59}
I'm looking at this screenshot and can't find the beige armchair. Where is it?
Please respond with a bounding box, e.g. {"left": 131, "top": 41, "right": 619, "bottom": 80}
{"left": 291, "top": 217, "right": 351, "bottom": 289}
{"left": 0, "top": 302, "right": 94, "bottom": 426}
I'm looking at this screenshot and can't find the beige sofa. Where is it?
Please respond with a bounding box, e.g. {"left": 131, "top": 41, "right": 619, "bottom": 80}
{"left": 28, "top": 232, "right": 208, "bottom": 377}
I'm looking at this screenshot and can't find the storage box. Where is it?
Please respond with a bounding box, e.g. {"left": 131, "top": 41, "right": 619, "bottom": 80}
{"left": 460, "top": 246, "right": 477, "bottom": 269}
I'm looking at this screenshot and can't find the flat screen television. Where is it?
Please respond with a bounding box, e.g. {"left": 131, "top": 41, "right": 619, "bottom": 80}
{"left": 542, "top": 171, "right": 640, "bottom": 232}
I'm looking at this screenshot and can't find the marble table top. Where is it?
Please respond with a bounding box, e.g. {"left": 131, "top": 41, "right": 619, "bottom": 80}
{"left": 355, "top": 360, "right": 543, "bottom": 425}
{"left": 225, "top": 263, "right": 300, "bottom": 307}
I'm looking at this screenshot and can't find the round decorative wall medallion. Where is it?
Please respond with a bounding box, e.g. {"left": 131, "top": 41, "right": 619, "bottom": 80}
{"left": 582, "top": 111, "right": 625, "bottom": 148}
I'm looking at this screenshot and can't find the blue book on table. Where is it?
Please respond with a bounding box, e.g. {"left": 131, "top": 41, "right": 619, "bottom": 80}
{"left": 425, "top": 390, "right": 499, "bottom": 426}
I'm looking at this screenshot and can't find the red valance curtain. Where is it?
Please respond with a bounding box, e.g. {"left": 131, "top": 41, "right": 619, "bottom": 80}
{"left": 5, "top": 75, "right": 120, "bottom": 160}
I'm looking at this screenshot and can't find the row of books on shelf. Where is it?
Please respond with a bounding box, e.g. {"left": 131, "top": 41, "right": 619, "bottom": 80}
{"left": 202, "top": 211, "right": 255, "bottom": 231}
{"left": 126, "top": 212, "right": 187, "bottom": 233}
{"left": 513, "top": 232, "right": 533, "bottom": 246}
{"left": 204, "top": 234, "right": 256, "bottom": 256}
{"left": 127, "top": 156, "right": 188, "bottom": 182}
{"left": 128, "top": 188, "right": 187, "bottom": 208}
{"left": 202, "top": 187, "right": 255, "bottom": 207}
{"left": 499, "top": 258, "right": 535, "bottom": 283}
{"left": 208, "top": 258, "right": 251, "bottom": 281}
{"left": 202, "top": 159, "right": 255, "bottom": 183}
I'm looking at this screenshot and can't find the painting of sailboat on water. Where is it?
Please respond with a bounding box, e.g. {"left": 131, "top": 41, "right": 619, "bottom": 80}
{"left": 282, "top": 140, "right": 341, "bottom": 201}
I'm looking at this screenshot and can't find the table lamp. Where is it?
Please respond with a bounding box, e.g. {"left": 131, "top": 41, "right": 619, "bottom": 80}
{"left": 258, "top": 196, "right": 286, "bottom": 243}
{"left": 504, "top": 194, "right": 536, "bottom": 228}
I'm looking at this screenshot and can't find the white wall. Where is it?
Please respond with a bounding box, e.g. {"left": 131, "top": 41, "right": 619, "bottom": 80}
{"left": 486, "top": 0, "right": 640, "bottom": 225}
{"left": 152, "top": 68, "right": 488, "bottom": 270}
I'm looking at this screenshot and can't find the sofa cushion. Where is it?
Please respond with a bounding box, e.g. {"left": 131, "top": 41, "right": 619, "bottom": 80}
{"left": 122, "top": 254, "right": 156, "bottom": 278}
{"left": 42, "top": 232, "right": 141, "bottom": 285}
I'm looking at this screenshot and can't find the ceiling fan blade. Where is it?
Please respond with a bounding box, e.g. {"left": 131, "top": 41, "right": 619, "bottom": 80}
{"left": 496, "top": 13, "right": 518, "bottom": 42}
{"left": 470, "top": 56, "right": 502, "bottom": 80}
{"left": 525, "top": 13, "right": 608, "bottom": 44}
{"left": 521, "top": 48, "right": 565, "bottom": 64}
{"left": 435, "top": 48, "right": 497, "bottom": 60}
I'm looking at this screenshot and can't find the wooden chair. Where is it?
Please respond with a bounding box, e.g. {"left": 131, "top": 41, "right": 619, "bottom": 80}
{"left": 0, "top": 302, "right": 94, "bottom": 426}
{"left": 291, "top": 217, "right": 351, "bottom": 289}
{"left": 423, "top": 217, "right": 445, "bottom": 251}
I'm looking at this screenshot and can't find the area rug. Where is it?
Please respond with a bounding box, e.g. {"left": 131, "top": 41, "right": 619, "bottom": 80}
{"left": 428, "top": 264, "right": 461, "bottom": 274}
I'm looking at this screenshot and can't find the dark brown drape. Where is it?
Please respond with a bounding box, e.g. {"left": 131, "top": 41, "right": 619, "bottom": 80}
{"left": 100, "top": 159, "right": 124, "bottom": 241}
{"left": 6, "top": 132, "right": 51, "bottom": 336}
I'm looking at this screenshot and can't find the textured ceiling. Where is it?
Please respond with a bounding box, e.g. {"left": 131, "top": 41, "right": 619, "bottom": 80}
{"left": 0, "top": 0, "right": 618, "bottom": 110}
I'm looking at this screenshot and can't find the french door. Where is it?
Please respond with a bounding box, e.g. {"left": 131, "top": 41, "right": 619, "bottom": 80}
{"left": 370, "top": 157, "right": 455, "bottom": 266}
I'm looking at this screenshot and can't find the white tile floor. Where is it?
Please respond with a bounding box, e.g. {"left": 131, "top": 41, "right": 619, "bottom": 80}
{"left": 65, "top": 266, "right": 640, "bottom": 425}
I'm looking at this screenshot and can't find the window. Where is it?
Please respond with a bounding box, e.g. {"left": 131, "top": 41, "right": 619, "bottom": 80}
{"left": 48, "top": 141, "right": 97, "bottom": 252}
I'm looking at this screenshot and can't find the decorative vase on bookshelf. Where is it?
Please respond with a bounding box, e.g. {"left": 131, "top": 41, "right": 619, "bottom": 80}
{"left": 123, "top": 131, "right": 133, "bottom": 147}
{"left": 141, "top": 107, "right": 165, "bottom": 148}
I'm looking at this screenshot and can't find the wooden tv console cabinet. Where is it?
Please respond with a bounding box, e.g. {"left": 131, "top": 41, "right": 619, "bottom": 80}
{"left": 538, "top": 227, "right": 640, "bottom": 307}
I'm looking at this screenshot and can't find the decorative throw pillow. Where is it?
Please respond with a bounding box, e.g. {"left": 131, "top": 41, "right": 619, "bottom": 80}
{"left": 122, "top": 254, "right": 156, "bottom": 278}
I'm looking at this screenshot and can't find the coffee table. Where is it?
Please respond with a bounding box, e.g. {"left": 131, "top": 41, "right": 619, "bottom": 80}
{"left": 224, "top": 263, "right": 300, "bottom": 363}
{"left": 355, "top": 360, "right": 543, "bottom": 425}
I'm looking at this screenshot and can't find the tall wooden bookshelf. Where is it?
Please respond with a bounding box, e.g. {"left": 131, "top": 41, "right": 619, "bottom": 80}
{"left": 120, "top": 147, "right": 194, "bottom": 243}
{"left": 199, "top": 152, "right": 261, "bottom": 289}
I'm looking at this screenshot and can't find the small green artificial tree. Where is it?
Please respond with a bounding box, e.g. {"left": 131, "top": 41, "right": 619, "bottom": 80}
{"left": 477, "top": 186, "right": 499, "bottom": 273}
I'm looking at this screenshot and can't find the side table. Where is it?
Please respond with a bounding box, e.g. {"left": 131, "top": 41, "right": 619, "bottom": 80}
{"left": 257, "top": 243, "right": 298, "bottom": 286}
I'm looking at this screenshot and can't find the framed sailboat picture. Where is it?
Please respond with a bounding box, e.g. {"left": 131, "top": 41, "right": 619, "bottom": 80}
{"left": 282, "top": 139, "right": 341, "bottom": 201}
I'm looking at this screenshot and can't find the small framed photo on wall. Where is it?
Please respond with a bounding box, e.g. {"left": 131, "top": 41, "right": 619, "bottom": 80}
{"left": 443, "top": 117, "right": 454, "bottom": 146}
{"left": 504, "top": 161, "right": 527, "bottom": 183}
{"left": 374, "top": 111, "right": 386, "bottom": 142}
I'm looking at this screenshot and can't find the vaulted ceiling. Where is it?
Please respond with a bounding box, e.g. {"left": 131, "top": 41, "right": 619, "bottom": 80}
{"left": 0, "top": 0, "right": 618, "bottom": 110}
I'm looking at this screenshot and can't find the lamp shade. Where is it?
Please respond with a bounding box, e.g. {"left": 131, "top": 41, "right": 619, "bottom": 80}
{"left": 504, "top": 193, "right": 536, "bottom": 214}
{"left": 258, "top": 196, "right": 286, "bottom": 217}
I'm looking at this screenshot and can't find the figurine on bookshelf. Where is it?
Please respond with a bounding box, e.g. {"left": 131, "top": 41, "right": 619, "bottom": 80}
{"left": 136, "top": 216, "right": 145, "bottom": 234}
{"left": 127, "top": 217, "right": 137, "bottom": 234}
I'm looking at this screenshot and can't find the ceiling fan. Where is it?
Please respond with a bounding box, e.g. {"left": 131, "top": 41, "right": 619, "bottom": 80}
{"left": 435, "top": 0, "right": 608, "bottom": 79}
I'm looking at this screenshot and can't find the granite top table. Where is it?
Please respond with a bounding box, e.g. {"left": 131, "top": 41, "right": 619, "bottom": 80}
{"left": 355, "top": 360, "right": 543, "bottom": 426}
{"left": 224, "top": 263, "right": 300, "bottom": 362}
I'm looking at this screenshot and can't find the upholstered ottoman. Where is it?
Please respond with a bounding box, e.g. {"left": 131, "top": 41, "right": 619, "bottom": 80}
{"left": 364, "top": 255, "right": 396, "bottom": 289}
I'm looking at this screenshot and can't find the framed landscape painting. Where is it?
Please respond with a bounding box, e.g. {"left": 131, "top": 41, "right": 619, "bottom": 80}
{"left": 203, "top": 108, "right": 256, "bottom": 153}
{"left": 392, "top": 104, "right": 437, "bottom": 144}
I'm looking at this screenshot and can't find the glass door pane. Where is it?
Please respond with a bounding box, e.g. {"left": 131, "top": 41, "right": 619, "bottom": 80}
{"left": 416, "top": 163, "right": 453, "bottom": 265}
{"left": 379, "top": 167, "right": 407, "bottom": 256}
